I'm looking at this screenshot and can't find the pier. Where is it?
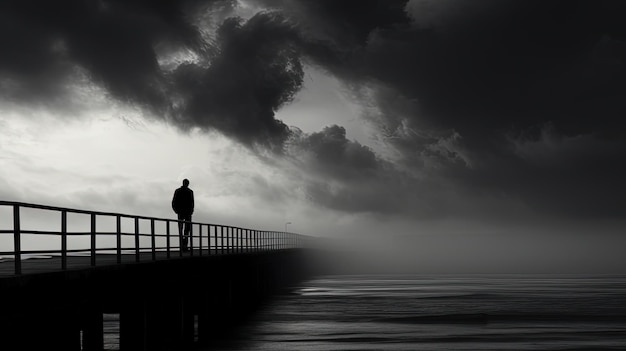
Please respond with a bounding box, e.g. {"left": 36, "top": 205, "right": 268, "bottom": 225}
{"left": 0, "top": 201, "right": 319, "bottom": 350}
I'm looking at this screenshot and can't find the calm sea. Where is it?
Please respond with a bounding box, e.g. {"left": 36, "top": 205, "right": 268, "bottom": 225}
{"left": 105, "top": 274, "right": 626, "bottom": 350}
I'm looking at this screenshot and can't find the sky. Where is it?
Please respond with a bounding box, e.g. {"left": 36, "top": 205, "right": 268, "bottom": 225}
{"left": 1, "top": 0, "right": 626, "bottom": 272}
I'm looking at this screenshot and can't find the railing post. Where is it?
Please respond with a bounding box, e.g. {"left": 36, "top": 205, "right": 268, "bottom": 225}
{"left": 233, "top": 227, "right": 237, "bottom": 253}
{"left": 61, "top": 210, "right": 67, "bottom": 270}
{"left": 189, "top": 222, "right": 194, "bottom": 256}
{"left": 116, "top": 215, "right": 122, "bottom": 264}
{"left": 178, "top": 219, "right": 183, "bottom": 257}
{"left": 90, "top": 213, "right": 96, "bottom": 266}
{"left": 207, "top": 225, "right": 211, "bottom": 255}
{"left": 134, "top": 218, "right": 140, "bottom": 262}
{"left": 246, "top": 229, "right": 250, "bottom": 252}
{"left": 151, "top": 218, "right": 156, "bottom": 261}
{"left": 225, "top": 227, "right": 229, "bottom": 254}
{"left": 220, "top": 226, "right": 224, "bottom": 254}
{"left": 166, "top": 219, "right": 171, "bottom": 259}
{"left": 198, "top": 224, "right": 203, "bottom": 256}
{"left": 228, "top": 227, "right": 232, "bottom": 254}
{"left": 13, "top": 204, "right": 21, "bottom": 275}
{"left": 238, "top": 228, "right": 242, "bottom": 253}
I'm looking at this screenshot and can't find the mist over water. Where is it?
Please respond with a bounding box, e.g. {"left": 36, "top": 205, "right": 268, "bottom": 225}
{"left": 320, "top": 227, "right": 626, "bottom": 275}
{"left": 168, "top": 229, "right": 626, "bottom": 350}
{"left": 196, "top": 274, "right": 626, "bottom": 351}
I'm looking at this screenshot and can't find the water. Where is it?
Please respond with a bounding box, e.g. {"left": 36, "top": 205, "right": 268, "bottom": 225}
{"left": 199, "top": 274, "right": 626, "bottom": 351}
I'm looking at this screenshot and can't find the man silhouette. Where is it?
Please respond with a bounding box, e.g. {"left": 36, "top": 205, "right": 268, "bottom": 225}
{"left": 172, "top": 179, "right": 194, "bottom": 252}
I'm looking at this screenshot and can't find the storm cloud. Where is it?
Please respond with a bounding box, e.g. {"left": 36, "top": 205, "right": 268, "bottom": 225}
{"left": 0, "top": 0, "right": 206, "bottom": 110}
{"left": 172, "top": 11, "right": 304, "bottom": 149}
{"left": 267, "top": 0, "right": 626, "bottom": 220}
{"left": 2, "top": 0, "right": 626, "bottom": 222}
{"left": 0, "top": 0, "right": 305, "bottom": 149}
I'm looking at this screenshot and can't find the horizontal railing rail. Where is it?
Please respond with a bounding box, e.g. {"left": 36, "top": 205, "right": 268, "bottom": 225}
{"left": 0, "top": 201, "right": 310, "bottom": 275}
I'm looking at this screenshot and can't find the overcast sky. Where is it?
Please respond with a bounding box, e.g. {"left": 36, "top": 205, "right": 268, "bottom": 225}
{"left": 1, "top": 0, "right": 625, "bottom": 272}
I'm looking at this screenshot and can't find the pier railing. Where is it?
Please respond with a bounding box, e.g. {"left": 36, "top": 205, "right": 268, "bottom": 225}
{"left": 0, "top": 201, "right": 309, "bottom": 275}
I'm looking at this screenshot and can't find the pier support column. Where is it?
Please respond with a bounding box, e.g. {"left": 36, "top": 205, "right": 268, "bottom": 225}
{"left": 81, "top": 307, "right": 104, "bottom": 351}
{"left": 154, "top": 295, "right": 195, "bottom": 348}
{"left": 12, "top": 311, "right": 82, "bottom": 351}
{"left": 120, "top": 296, "right": 195, "bottom": 351}
{"left": 195, "top": 272, "right": 238, "bottom": 346}
{"left": 120, "top": 300, "right": 147, "bottom": 351}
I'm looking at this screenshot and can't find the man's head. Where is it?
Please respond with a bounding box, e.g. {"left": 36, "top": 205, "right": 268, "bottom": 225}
{"left": 182, "top": 179, "right": 190, "bottom": 187}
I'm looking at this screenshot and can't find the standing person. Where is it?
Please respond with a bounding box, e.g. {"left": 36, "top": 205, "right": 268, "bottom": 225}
{"left": 172, "top": 179, "right": 194, "bottom": 252}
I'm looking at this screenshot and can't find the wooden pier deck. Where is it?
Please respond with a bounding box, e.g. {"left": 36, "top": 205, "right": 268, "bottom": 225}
{"left": 0, "top": 201, "right": 317, "bottom": 350}
{"left": 0, "top": 249, "right": 235, "bottom": 277}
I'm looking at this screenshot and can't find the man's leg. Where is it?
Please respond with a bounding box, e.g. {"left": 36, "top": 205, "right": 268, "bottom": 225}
{"left": 178, "top": 214, "right": 187, "bottom": 251}
{"left": 183, "top": 215, "right": 192, "bottom": 251}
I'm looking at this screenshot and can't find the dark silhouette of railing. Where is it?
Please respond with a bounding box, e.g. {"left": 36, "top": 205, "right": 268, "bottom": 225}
{"left": 0, "top": 201, "right": 308, "bottom": 275}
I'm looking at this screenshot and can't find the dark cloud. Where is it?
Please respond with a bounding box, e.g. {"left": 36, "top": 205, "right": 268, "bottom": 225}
{"left": 173, "top": 12, "right": 304, "bottom": 149}
{"left": 0, "top": 0, "right": 208, "bottom": 110}
{"left": 0, "top": 0, "right": 303, "bottom": 149}
{"left": 316, "top": 0, "right": 626, "bottom": 139}
{"left": 266, "top": 0, "right": 626, "bottom": 220}
{"left": 285, "top": 125, "right": 391, "bottom": 213}
{"left": 289, "top": 125, "right": 379, "bottom": 179}
{"left": 2, "top": 0, "right": 626, "bottom": 221}
{"left": 252, "top": 0, "right": 410, "bottom": 46}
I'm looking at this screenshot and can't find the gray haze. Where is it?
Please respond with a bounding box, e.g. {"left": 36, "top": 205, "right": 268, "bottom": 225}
{"left": 2, "top": 0, "right": 626, "bottom": 271}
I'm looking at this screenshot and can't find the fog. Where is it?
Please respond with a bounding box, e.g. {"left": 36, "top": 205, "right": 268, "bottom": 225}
{"left": 320, "top": 227, "right": 626, "bottom": 275}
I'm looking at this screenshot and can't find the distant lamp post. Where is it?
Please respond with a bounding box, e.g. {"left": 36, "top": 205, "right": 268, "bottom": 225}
{"left": 285, "top": 222, "right": 292, "bottom": 232}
